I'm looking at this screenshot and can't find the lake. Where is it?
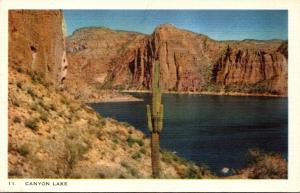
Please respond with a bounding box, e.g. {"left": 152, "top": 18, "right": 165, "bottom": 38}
{"left": 90, "top": 93, "right": 288, "bottom": 175}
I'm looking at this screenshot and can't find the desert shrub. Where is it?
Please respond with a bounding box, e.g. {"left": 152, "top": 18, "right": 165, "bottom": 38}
{"left": 38, "top": 100, "right": 49, "bottom": 112}
{"left": 131, "top": 152, "right": 142, "bottom": 160}
{"left": 242, "top": 149, "right": 287, "bottom": 179}
{"left": 49, "top": 103, "right": 57, "bottom": 111}
{"left": 13, "top": 116, "right": 21, "bottom": 123}
{"left": 126, "top": 136, "right": 144, "bottom": 147}
{"left": 161, "top": 149, "right": 187, "bottom": 165}
{"left": 140, "top": 148, "right": 146, "bottom": 154}
{"left": 60, "top": 96, "right": 70, "bottom": 105}
{"left": 96, "top": 130, "right": 103, "bottom": 140}
{"left": 121, "top": 161, "right": 129, "bottom": 168}
{"left": 120, "top": 161, "right": 138, "bottom": 178}
{"left": 30, "top": 103, "right": 38, "bottom": 111}
{"left": 16, "top": 81, "right": 22, "bottom": 89}
{"left": 115, "top": 84, "right": 126, "bottom": 91}
{"left": 65, "top": 139, "right": 89, "bottom": 169}
{"left": 129, "top": 167, "right": 138, "bottom": 177}
{"left": 112, "top": 138, "right": 119, "bottom": 144}
{"left": 112, "top": 144, "right": 117, "bottom": 150}
{"left": 25, "top": 118, "right": 38, "bottom": 131}
{"left": 39, "top": 112, "right": 48, "bottom": 123}
{"left": 30, "top": 72, "right": 45, "bottom": 85}
{"left": 15, "top": 66, "right": 24, "bottom": 73}
{"left": 11, "top": 96, "right": 20, "bottom": 107}
{"left": 27, "top": 87, "right": 36, "bottom": 97}
{"left": 121, "top": 122, "right": 132, "bottom": 128}
{"left": 18, "top": 144, "right": 30, "bottom": 157}
{"left": 96, "top": 113, "right": 102, "bottom": 120}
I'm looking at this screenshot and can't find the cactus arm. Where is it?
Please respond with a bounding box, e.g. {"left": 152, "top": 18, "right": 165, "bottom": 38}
{"left": 147, "top": 105, "right": 153, "bottom": 132}
{"left": 158, "top": 104, "right": 164, "bottom": 132}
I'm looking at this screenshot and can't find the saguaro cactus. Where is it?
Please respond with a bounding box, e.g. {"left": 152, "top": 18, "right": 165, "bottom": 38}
{"left": 147, "top": 61, "right": 164, "bottom": 178}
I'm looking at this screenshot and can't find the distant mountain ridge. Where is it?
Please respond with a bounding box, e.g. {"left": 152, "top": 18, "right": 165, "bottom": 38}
{"left": 66, "top": 23, "right": 288, "bottom": 96}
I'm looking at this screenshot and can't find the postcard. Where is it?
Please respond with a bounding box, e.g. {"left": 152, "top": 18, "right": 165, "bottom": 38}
{"left": 0, "top": 0, "right": 300, "bottom": 192}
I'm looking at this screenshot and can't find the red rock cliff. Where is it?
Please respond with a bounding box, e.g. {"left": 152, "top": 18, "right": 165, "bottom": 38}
{"left": 67, "top": 24, "right": 288, "bottom": 95}
{"left": 9, "top": 10, "right": 67, "bottom": 87}
{"left": 212, "top": 41, "right": 288, "bottom": 94}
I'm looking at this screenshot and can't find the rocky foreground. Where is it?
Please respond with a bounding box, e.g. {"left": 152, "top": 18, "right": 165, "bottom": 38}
{"left": 8, "top": 10, "right": 287, "bottom": 179}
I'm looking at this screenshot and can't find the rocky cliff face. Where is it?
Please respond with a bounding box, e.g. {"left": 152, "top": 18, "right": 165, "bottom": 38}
{"left": 106, "top": 24, "right": 222, "bottom": 91}
{"left": 212, "top": 41, "right": 288, "bottom": 94}
{"left": 9, "top": 10, "right": 67, "bottom": 88}
{"left": 66, "top": 27, "right": 146, "bottom": 91}
{"left": 67, "top": 24, "right": 288, "bottom": 95}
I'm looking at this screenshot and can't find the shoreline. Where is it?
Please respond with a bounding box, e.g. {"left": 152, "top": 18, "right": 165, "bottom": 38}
{"left": 122, "top": 90, "right": 287, "bottom": 98}
{"left": 84, "top": 97, "right": 143, "bottom": 103}
{"left": 82, "top": 89, "right": 287, "bottom": 103}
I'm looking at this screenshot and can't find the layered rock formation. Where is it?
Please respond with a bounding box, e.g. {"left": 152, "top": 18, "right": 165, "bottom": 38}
{"left": 212, "top": 41, "right": 288, "bottom": 94}
{"left": 67, "top": 24, "right": 288, "bottom": 95}
{"left": 9, "top": 10, "right": 67, "bottom": 88}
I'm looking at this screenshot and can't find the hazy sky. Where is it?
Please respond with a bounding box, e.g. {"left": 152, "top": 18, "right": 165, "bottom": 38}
{"left": 63, "top": 10, "right": 287, "bottom": 41}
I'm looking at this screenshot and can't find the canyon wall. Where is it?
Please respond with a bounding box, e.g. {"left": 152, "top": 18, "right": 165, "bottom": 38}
{"left": 212, "top": 41, "right": 288, "bottom": 94}
{"left": 67, "top": 24, "right": 288, "bottom": 95}
{"left": 9, "top": 10, "right": 67, "bottom": 88}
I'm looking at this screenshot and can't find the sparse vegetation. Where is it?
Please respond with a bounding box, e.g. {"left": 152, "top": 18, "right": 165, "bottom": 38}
{"left": 25, "top": 118, "right": 38, "bottom": 131}
{"left": 16, "top": 81, "right": 22, "bottom": 89}
{"left": 13, "top": 116, "right": 21, "bottom": 123}
{"left": 15, "top": 66, "right": 24, "bottom": 73}
{"left": 126, "top": 136, "right": 144, "bottom": 147}
{"left": 240, "top": 149, "right": 287, "bottom": 179}
{"left": 39, "top": 112, "right": 48, "bottom": 122}
{"left": 65, "top": 139, "right": 90, "bottom": 170}
{"left": 161, "top": 149, "right": 187, "bottom": 165}
{"left": 49, "top": 103, "right": 57, "bottom": 111}
{"left": 18, "top": 144, "right": 30, "bottom": 157}
{"left": 30, "top": 103, "right": 38, "bottom": 111}
{"left": 121, "top": 121, "right": 131, "bottom": 128}
{"left": 131, "top": 151, "right": 142, "bottom": 160}
{"left": 27, "top": 87, "right": 36, "bottom": 97}
{"left": 112, "top": 138, "right": 119, "bottom": 144}
{"left": 38, "top": 100, "right": 50, "bottom": 112}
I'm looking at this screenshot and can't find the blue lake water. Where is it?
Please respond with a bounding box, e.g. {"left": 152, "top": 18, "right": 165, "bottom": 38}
{"left": 90, "top": 93, "right": 288, "bottom": 175}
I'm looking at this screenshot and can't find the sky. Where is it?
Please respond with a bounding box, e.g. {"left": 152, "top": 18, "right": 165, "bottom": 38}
{"left": 63, "top": 10, "right": 287, "bottom": 41}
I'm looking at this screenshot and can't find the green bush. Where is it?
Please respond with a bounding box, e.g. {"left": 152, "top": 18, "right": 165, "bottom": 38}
{"left": 18, "top": 144, "right": 30, "bottom": 157}
{"left": 126, "top": 136, "right": 144, "bottom": 147}
{"left": 131, "top": 152, "right": 142, "bottom": 160}
{"left": 140, "top": 148, "right": 146, "bottom": 154}
{"left": 161, "top": 149, "right": 187, "bottom": 165}
{"left": 112, "top": 138, "right": 119, "bottom": 144}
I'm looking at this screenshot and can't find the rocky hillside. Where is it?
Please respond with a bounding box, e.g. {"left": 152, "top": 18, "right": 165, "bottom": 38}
{"left": 8, "top": 10, "right": 215, "bottom": 179}
{"left": 67, "top": 24, "right": 288, "bottom": 95}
